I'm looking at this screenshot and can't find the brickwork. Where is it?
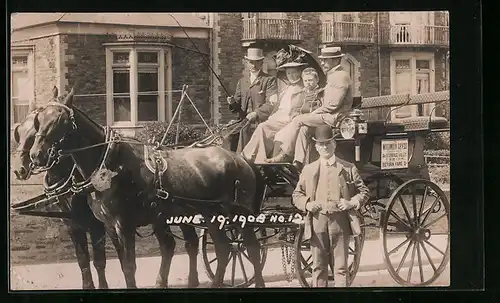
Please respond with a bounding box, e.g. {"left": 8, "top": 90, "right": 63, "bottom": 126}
{"left": 215, "top": 13, "right": 245, "bottom": 123}
{"left": 62, "top": 34, "right": 108, "bottom": 125}
{"left": 31, "top": 35, "right": 60, "bottom": 106}
{"left": 171, "top": 38, "right": 211, "bottom": 125}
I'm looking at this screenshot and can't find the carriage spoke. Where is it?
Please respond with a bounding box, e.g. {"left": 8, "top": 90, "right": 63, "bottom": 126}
{"left": 230, "top": 251, "right": 236, "bottom": 286}
{"left": 388, "top": 237, "right": 411, "bottom": 256}
{"left": 421, "top": 213, "right": 447, "bottom": 230}
{"left": 241, "top": 250, "right": 251, "bottom": 262}
{"left": 419, "top": 196, "right": 440, "bottom": 226}
{"left": 209, "top": 256, "right": 217, "bottom": 264}
{"left": 237, "top": 253, "right": 249, "bottom": 283}
{"left": 416, "top": 242, "right": 425, "bottom": 283}
{"left": 420, "top": 241, "right": 437, "bottom": 273}
{"left": 423, "top": 239, "right": 446, "bottom": 256}
{"left": 389, "top": 210, "right": 412, "bottom": 231}
{"left": 396, "top": 240, "right": 413, "bottom": 274}
{"left": 411, "top": 190, "right": 418, "bottom": 225}
{"left": 303, "top": 260, "right": 313, "bottom": 273}
{"left": 418, "top": 186, "right": 429, "bottom": 222}
{"left": 398, "top": 196, "right": 413, "bottom": 225}
{"left": 407, "top": 239, "right": 418, "bottom": 282}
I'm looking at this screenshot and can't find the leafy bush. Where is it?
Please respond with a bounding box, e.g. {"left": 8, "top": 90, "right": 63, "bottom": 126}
{"left": 424, "top": 132, "right": 450, "bottom": 150}
{"left": 424, "top": 149, "right": 450, "bottom": 157}
{"left": 429, "top": 166, "right": 450, "bottom": 185}
{"left": 135, "top": 122, "right": 207, "bottom": 145}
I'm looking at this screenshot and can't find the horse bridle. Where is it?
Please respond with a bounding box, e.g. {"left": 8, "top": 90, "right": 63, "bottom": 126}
{"left": 32, "top": 102, "right": 78, "bottom": 173}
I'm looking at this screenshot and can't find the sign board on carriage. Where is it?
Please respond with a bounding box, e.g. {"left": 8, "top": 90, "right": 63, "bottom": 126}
{"left": 381, "top": 138, "right": 409, "bottom": 170}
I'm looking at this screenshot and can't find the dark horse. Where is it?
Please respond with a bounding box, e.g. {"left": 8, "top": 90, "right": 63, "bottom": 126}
{"left": 12, "top": 92, "right": 109, "bottom": 289}
{"left": 28, "top": 88, "right": 267, "bottom": 288}
{"left": 13, "top": 88, "right": 201, "bottom": 288}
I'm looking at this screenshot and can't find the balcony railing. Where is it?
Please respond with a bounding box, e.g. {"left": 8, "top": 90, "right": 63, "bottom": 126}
{"left": 381, "top": 25, "right": 449, "bottom": 47}
{"left": 242, "top": 18, "right": 303, "bottom": 41}
{"left": 321, "top": 21, "right": 375, "bottom": 44}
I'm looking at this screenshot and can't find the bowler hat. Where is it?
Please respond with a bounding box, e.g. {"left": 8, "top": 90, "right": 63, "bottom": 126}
{"left": 312, "top": 125, "right": 335, "bottom": 143}
{"left": 318, "top": 46, "right": 345, "bottom": 59}
{"left": 244, "top": 48, "right": 265, "bottom": 61}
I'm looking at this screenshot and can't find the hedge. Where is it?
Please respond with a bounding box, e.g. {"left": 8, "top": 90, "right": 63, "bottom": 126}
{"left": 135, "top": 122, "right": 215, "bottom": 145}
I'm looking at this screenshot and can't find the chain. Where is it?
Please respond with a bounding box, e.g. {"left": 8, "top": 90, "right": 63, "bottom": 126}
{"left": 279, "top": 229, "right": 296, "bottom": 283}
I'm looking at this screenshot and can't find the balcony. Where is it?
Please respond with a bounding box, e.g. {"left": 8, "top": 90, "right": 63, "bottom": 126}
{"left": 381, "top": 24, "right": 449, "bottom": 48}
{"left": 242, "top": 17, "right": 303, "bottom": 46}
{"left": 321, "top": 21, "right": 375, "bottom": 45}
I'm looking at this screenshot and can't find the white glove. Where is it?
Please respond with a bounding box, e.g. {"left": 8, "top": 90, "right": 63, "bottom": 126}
{"left": 246, "top": 112, "right": 258, "bottom": 122}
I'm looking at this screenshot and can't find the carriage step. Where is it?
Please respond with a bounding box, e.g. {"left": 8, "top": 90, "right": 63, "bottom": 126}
{"left": 360, "top": 223, "right": 379, "bottom": 228}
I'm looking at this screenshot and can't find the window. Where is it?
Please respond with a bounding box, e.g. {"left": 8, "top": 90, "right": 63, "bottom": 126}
{"left": 390, "top": 52, "right": 436, "bottom": 120}
{"left": 106, "top": 46, "right": 171, "bottom": 126}
{"left": 11, "top": 49, "right": 34, "bottom": 126}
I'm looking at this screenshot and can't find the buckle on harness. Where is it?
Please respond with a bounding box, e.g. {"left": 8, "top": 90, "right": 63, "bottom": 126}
{"left": 156, "top": 189, "right": 170, "bottom": 200}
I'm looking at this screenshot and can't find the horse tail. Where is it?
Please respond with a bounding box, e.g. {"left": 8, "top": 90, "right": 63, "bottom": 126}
{"left": 240, "top": 157, "right": 265, "bottom": 215}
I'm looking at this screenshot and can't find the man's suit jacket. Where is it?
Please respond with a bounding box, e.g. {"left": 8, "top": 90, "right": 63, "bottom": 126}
{"left": 229, "top": 70, "right": 277, "bottom": 152}
{"left": 229, "top": 70, "right": 278, "bottom": 121}
{"left": 313, "top": 66, "right": 353, "bottom": 126}
{"left": 292, "top": 157, "right": 370, "bottom": 240}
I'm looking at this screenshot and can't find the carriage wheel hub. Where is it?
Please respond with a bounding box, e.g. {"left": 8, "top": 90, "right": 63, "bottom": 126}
{"left": 413, "top": 227, "right": 431, "bottom": 241}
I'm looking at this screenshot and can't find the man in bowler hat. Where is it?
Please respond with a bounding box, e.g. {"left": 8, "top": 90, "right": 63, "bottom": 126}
{"left": 292, "top": 125, "right": 369, "bottom": 287}
{"left": 227, "top": 47, "right": 278, "bottom": 152}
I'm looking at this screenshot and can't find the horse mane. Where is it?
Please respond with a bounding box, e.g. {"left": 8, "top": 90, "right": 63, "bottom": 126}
{"left": 71, "top": 106, "right": 106, "bottom": 134}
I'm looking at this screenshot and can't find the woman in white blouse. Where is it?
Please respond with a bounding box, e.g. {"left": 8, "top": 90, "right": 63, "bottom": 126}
{"left": 241, "top": 62, "right": 307, "bottom": 163}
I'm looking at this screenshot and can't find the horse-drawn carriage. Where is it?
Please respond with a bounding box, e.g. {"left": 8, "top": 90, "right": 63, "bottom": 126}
{"left": 11, "top": 84, "right": 450, "bottom": 288}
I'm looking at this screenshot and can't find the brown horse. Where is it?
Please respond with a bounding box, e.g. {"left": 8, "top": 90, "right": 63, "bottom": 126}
{"left": 28, "top": 88, "right": 266, "bottom": 288}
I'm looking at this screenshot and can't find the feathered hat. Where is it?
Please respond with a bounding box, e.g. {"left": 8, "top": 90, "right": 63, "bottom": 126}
{"left": 274, "top": 45, "right": 327, "bottom": 87}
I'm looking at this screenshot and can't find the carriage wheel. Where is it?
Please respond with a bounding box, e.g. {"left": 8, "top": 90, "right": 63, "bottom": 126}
{"left": 200, "top": 227, "right": 268, "bottom": 288}
{"left": 381, "top": 179, "right": 450, "bottom": 286}
{"left": 294, "top": 213, "right": 365, "bottom": 287}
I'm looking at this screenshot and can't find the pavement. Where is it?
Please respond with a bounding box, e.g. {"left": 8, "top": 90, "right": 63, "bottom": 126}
{"left": 10, "top": 235, "right": 449, "bottom": 290}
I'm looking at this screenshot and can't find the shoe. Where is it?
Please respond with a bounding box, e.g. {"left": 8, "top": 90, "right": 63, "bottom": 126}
{"left": 265, "top": 153, "right": 290, "bottom": 163}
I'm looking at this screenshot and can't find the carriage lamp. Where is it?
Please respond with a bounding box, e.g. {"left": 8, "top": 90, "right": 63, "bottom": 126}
{"left": 340, "top": 118, "right": 356, "bottom": 139}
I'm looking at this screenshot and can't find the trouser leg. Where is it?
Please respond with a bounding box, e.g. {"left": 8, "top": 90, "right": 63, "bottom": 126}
{"left": 328, "top": 213, "right": 350, "bottom": 287}
{"left": 310, "top": 214, "right": 330, "bottom": 287}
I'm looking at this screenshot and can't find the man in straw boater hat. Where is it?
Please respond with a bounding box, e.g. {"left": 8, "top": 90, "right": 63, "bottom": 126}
{"left": 266, "top": 46, "right": 354, "bottom": 170}
{"left": 240, "top": 45, "right": 321, "bottom": 163}
{"left": 227, "top": 47, "right": 278, "bottom": 153}
{"left": 292, "top": 125, "right": 369, "bottom": 287}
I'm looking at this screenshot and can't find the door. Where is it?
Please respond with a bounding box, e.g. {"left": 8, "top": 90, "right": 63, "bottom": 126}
{"left": 393, "top": 59, "right": 413, "bottom": 119}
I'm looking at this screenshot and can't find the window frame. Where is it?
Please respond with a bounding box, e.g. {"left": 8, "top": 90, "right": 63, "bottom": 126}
{"left": 390, "top": 52, "right": 436, "bottom": 120}
{"left": 105, "top": 45, "right": 171, "bottom": 127}
{"left": 10, "top": 47, "right": 35, "bottom": 128}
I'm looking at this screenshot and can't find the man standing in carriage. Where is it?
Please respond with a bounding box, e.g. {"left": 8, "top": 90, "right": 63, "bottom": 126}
{"left": 226, "top": 47, "right": 279, "bottom": 152}
{"left": 266, "top": 46, "right": 354, "bottom": 170}
{"left": 292, "top": 125, "right": 369, "bottom": 287}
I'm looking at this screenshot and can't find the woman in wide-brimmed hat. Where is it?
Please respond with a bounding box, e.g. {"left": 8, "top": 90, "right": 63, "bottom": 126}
{"left": 241, "top": 45, "right": 322, "bottom": 163}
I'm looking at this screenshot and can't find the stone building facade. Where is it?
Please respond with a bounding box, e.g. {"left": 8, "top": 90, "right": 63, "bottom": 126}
{"left": 10, "top": 12, "right": 450, "bottom": 133}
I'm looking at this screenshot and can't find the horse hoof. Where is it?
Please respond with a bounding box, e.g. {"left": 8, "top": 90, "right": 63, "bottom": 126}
{"left": 188, "top": 277, "right": 200, "bottom": 288}
{"left": 155, "top": 282, "right": 169, "bottom": 288}
{"left": 98, "top": 282, "right": 109, "bottom": 289}
{"left": 83, "top": 283, "right": 96, "bottom": 290}
{"left": 255, "top": 283, "right": 266, "bottom": 288}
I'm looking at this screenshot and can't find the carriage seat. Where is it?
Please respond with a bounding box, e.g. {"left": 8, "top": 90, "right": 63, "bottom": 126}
{"left": 369, "top": 116, "right": 449, "bottom": 133}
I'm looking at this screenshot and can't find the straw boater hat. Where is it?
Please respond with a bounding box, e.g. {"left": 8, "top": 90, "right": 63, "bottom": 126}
{"left": 318, "top": 46, "right": 345, "bottom": 59}
{"left": 244, "top": 48, "right": 265, "bottom": 61}
{"left": 312, "top": 125, "right": 335, "bottom": 143}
